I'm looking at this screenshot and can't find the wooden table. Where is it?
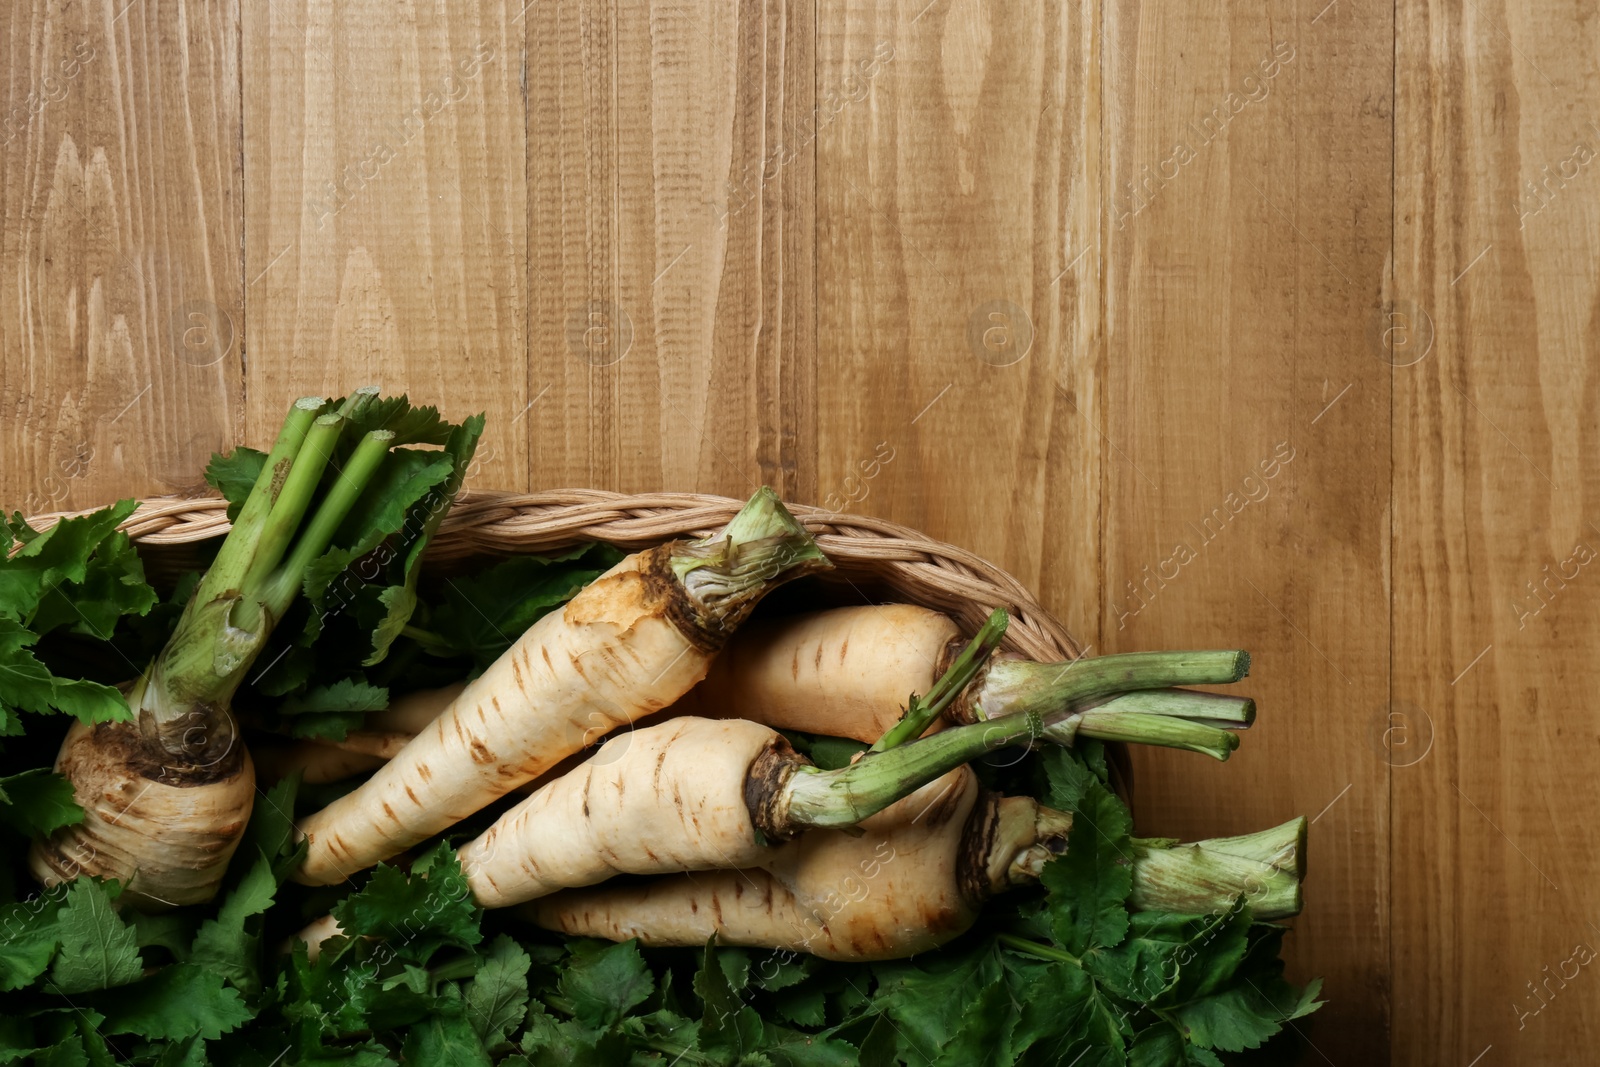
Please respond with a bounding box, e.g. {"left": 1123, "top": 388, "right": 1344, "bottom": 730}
{"left": 2, "top": 3, "right": 1592, "bottom": 1062}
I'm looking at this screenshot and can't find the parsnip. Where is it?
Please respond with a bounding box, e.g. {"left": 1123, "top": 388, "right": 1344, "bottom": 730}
{"left": 31, "top": 393, "right": 423, "bottom": 908}
{"left": 528, "top": 775, "right": 1307, "bottom": 961}
{"left": 293, "top": 489, "right": 830, "bottom": 884}
{"left": 458, "top": 648, "right": 1248, "bottom": 909}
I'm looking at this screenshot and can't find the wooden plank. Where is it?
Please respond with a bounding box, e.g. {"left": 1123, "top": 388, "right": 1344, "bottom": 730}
{"left": 241, "top": 0, "right": 528, "bottom": 489}
{"left": 0, "top": 0, "right": 243, "bottom": 510}
{"left": 815, "top": 0, "right": 1103, "bottom": 650}
{"left": 525, "top": 0, "right": 816, "bottom": 501}
{"left": 1102, "top": 4, "right": 1391, "bottom": 1060}
{"left": 1393, "top": 1, "right": 1600, "bottom": 1061}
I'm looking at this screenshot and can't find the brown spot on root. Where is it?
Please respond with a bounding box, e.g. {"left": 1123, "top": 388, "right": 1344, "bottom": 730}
{"left": 511, "top": 654, "right": 525, "bottom": 688}
{"left": 638, "top": 544, "right": 727, "bottom": 653}
{"left": 743, "top": 737, "right": 807, "bottom": 841}
{"left": 839, "top": 636, "right": 849, "bottom": 662}
{"left": 77, "top": 718, "right": 245, "bottom": 787}
{"left": 469, "top": 739, "right": 494, "bottom": 765}
{"left": 404, "top": 784, "right": 419, "bottom": 804}
{"left": 956, "top": 788, "right": 1004, "bottom": 908}
{"left": 417, "top": 763, "right": 433, "bottom": 783}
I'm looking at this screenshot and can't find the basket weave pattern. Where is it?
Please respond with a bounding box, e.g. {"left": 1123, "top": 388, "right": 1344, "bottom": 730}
{"left": 54, "top": 490, "right": 1082, "bottom": 665}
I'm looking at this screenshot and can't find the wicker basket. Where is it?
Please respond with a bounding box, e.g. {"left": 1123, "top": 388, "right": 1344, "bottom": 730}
{"left": 33, "top": 489, "right": 1122, "bottom": 784}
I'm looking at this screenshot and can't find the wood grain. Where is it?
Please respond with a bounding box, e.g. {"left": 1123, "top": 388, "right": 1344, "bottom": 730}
{"left": 1393, "top": 0, "right": 1600, "bottom": 1061}
{"left": 815, "top": 0, "right": 1104, "bottom": 650}
{"left": 525, "top": 0, "right": 816, "bottom": 501}
{"left": 0, "top": 0, "right": 243, "bottom": 507}
{"left": 12, "top": 0, "right": 1600, "bottom": 1059}
{"left": 241, "top": 0, "right": 529, "bottom": 489}
{"left": 1102, "top": 3, "right": 1392, "bottom": 1060}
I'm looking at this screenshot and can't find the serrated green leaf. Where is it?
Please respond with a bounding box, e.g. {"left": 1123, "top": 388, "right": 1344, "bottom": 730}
{"left": 874, "top": 945, "right": 1004, "bottom": 1067}
{"left": 560, "top": 940, "right": 655, "bottom": 1030}
{"left": 425, "top": 545, "right": 620, "bottom": 674}
{"left": 0, "top": 500, "right": 138, "bottom": 622}
{"left": 205, "top": 447, "right": 268, "bottom": 520}
{"left": 0, "top": 768, "right": 84, "bottom": 835}
{"left": 930, "top": 977, "right": 1014, "bottom": 1067}
{"left": 403, "top": 1010, "right": 493, "bottom": 1067}
{"left": 190, "top": 852, "right": 278, "bottom": 990}
{"left": 0, "top": 617, "right": 129, "bottom": 725}
{"left": 466, "top": 935, "right": 531, "bottom": 1049}
{"left": 0, "top": 885, "right": 70, "bottom": 991}
{"left": 1042, "top": 777, "right": 1133, "bottom": 954}
{"left": 279, "top": 678, "right": 390, "bottom": 716}
{"left": 98, "top": 963, "right": 253, "bottom": 1040}
{"left": 331, "top": 842, "right": 481, "bottom": 963}
{"left": 45, "top": 880, "right": 142, "bottom": 994}
{"left": 28, "top": 531, "right": 157, "bottom": 639}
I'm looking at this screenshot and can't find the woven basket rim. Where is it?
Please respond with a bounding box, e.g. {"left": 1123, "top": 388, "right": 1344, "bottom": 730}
{"left": 23, "top": 489, "right": 1083, "bottom": 664}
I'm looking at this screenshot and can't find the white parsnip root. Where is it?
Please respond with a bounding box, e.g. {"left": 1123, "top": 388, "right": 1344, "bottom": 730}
{"left": 293, "top": 489, "right": 829, "bottom": 884}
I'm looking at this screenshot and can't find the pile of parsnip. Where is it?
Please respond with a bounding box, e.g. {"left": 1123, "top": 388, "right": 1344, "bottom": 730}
{"left": 0, "top": 393, "right": 1321, "bottom": 1066}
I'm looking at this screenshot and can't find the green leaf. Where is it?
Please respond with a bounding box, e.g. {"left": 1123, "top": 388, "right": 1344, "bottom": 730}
{"left": 28, "top": 531, "right": 157, "bottom": 639}
{"left": 424, "top": 545, "right": 620, "bottom": 673}
{"left": 98, "top": 963, "right": 253, "bottom": 1040}
{"left": 1173, "top": 971, "right": 1321, "bottom": 1052}
{"left": 240, "top": 774, "right": 304, "bottom": 880}
{"left": 999, "top": 955, "right": 1127, "bottom": 1067}
{"left": 363, "top": 414, "right": 484, "bottom": 666}
{"left": 45, "top": 879, "right": 142, "bottom": 994}
{"left": 560, "top": 940, "right": 655, "bottom": 1029}
{"left": 278, "top": 678, "right": 390, "bottom": 742}
{"left": 0, "top": 617, "right": 129, "bottom": 726}
{"left": 465, "top": 935, "right": 531, "bottom": 1049}
{"left": 205, "top": 447, "right": 268, "bottom": 520}
{"left": 331, "top": 842, "right": 481, "bottom": 963}
{"left": 874, "top": 945, "right": 1004, "bottom": 1067}
{"left": 1041, "top": 777, "right": 1134, "bottom": 954}
{"left": 279, "top": 678, "right": 390, "bottom": 716}
{"left": 190, "top": 852, "right": 278, "bottom": 990}
{"left": 0, "top": 500, "right": 138, "bottom": 622}
{"left": 0, "top": 768, "right": 84, "bottom": 836}
{"left": 0, "top": 885, "right": 70, "bottom": 991}
{"left": 930, "top": 977, "right": 1015, "bottom": 1067}
{"left": 402, "top": 1010, "right": 493, "bottom": 1067}
{"left": 343, "top": 395, "right": 453, "bottom": 447}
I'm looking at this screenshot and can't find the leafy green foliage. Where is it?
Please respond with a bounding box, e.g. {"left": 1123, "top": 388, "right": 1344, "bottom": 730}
{"left": 0, "top": 500, "right": 156, "bottom": 731}
{"left": 0, "top": 441, "right": 1318, "bottom": 1063}
{"left": 0, "top": 768, "right": 84, "bottom": 836}
{"left": 417, "top": 545, "right": 623, "bottom": 675}
{"left": 45, "top": 879, "right": 143, "bottom": 994}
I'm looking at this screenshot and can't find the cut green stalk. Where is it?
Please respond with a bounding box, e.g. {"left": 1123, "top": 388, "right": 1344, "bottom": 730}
{"left": 1076, "top": 687, "right": 1255, "bottom": 728}
{"left": 1072, "top": 710, "right": 1239, "bottom": 761}
{"left": 236, "top": 413, "right": 345, "bottom": 599}
{"left": 254, "top": 429, "right": 395, "bottom": 620}
{"left": 872, "top": 608, "right": 1008, "bottom": 752}
{"left": 969, "top": 650, "right": 1249, "bottom": 721}
{"left": 1128, "top": 817, "right": 1307, "bottom": 920}
{"left": 197, "top": 396, "right": 324, "bottom": 602}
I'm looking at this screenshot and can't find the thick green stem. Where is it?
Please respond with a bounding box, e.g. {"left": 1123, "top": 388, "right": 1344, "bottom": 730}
{"left": 237, "top": 413, "right": 345, "bottom": 604}
{"left": 780, "top": 650, "right": 1249, "bottom": 831}
{"left": 1073, "top": 710, "right": 1239, "bottom": 761}
{"left": 256, "top": 430, "right": 396, "bottom": 620}
{"left": 666, "top": 487, "right": 830, "bottom": 633}
{"left": 196, "top": 396, "right": 325, "bottom": 603}
{"left": 1128, "top": 817, "right": 1307, "bottom": 920}
{"left": 1077, "top": 687, "right": 1255, "bottom": 728}
{"left": 872, "top": 609, "right": 1008, "bottom": 752}
{"left": 973, "top": 650, "right": 1250, "bottom": 720}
